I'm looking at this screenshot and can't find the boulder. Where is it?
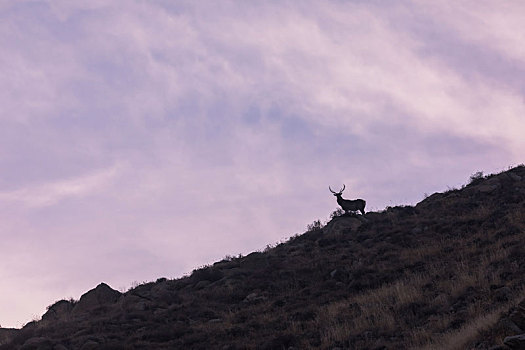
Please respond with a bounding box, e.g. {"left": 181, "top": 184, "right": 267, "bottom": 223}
{"left": 120, "top": 294, "right": 150, "bottom": 312}
{"left": 80, "top": 340, "right": 100, "bottom": 350}
{"left": 72, "top": 283, "right": 121, "bottom": 315}
{"left": 190, "top": 266, "right": 225, "bottom": 282}
{"left": 411, "top": 226, "right": 423, "bottom": 234}
{"left": 194, "top": 280, "right": 211, "bottom": 289}
{"left": 494, "top": 286, "right": 513, "bottom": 302}
{"left": 509, "top": 173, "right": 522, "bottom": 182}
{"left": 505, "top": 300, "right": 525, "bottom": 339}
{"left": 324, "top": 216, "right": 363, "bottom": 235}
{"left": 500, "top": 317, "right": 524, "bottom": 334}
{"left": 243, "top": 292, "right": 266, "bottom": 303}
{"left": 42, "top": 300, "right": 74, "bottom": 322}
{"left": 478, "top": 183, "right": 500, "bottom": 193}
{"left": 511, "top": 308, "right": 525, "bottom": 331}
{"left": 504, "top": 334, "right": 525, "bottom": 349}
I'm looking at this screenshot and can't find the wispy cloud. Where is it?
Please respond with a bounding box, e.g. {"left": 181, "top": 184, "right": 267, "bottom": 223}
{"left": 0, "top": 1, "right": 524, "bottom": 328}
{"left": 0, "top": 164, "right": 121, "bottom": 208}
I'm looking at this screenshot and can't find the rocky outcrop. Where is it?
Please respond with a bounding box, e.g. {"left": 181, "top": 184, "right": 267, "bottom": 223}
{"left": 323, "top": 215, "right": 364, "bottom": 234}
{"left": 503, "top": 334, "right": 525, "bottom": 349}
{"left": 498, "top": 300, "right": 525, "bottom": 349}
{"left": 71, "top": 283, "right": 121, "bottom": 315}
{"left": 510, "top": 300, "right": 525, "bottom": 331}
{"left": 42, "top": 300, "right": 74, "bottom": 323}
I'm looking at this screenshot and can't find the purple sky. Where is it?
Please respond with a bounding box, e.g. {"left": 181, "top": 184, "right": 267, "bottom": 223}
{"left": 1, "top": 1, "right": 524, "bottom": 328}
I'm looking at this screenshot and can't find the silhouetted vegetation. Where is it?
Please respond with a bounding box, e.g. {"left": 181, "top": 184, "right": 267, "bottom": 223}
{"left": 469, "top": 170, "right": 485, "bottom": 185}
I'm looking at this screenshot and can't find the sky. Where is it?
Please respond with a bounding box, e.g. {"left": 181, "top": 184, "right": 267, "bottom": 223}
{"left": 1, "top": 1, "right": 524, "bottom": 328}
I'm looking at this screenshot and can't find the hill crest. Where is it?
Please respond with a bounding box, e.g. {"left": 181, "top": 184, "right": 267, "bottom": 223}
{"left": 1, "top": 165, "right": 524, "bottom": 349}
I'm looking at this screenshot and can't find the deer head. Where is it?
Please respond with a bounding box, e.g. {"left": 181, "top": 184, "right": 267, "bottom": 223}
{"left": 329, "top": 184, "right": 345, "bottom": 196}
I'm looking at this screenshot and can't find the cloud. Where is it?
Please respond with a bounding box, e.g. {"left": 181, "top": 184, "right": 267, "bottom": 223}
{"left": 2, "top": 1, "right": 523, "bottom": 156}
{"left": 0, "top": 164, "right": 121, "bottom": 208}
{"left": 419, "top": 2, "right": 525, "bottom": 64}
{"left": 0, "top": 1, "right": 524, "bottom": 328}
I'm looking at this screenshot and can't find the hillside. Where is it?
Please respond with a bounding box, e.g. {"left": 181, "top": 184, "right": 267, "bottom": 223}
{"left": 1, "top": 166, "right": 524, "bottom": 350}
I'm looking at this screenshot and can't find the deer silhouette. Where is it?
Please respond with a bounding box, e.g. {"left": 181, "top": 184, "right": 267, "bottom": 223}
{"left": 329, "top": 184, "right": 366, "bottom": 215}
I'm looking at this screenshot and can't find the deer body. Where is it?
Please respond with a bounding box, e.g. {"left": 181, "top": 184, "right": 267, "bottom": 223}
{"left": 330, "top": 185, "right": 366, "bottom": 215}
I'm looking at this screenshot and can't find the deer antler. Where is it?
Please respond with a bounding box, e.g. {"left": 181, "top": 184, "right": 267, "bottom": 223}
{"left": 329, "top": 183, "right": 366, "bottom": 215}
{"left": 329, "top": 185, "right": 345, "bottom": 195}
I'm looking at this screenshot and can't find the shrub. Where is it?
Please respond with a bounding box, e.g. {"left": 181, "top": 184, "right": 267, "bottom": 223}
{"left": 469, "top": 171, "right": 485, "bottom": 185}
{"left": 330, "top": 208, "right": 345, "bottom": 219}
{"left": 306, "top": 219, "right": 323, "bottom": 232}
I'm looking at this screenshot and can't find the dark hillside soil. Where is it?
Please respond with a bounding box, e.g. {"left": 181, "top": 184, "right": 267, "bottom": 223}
{"left": 1, "top": 166, "right": 524, "bottom": 349}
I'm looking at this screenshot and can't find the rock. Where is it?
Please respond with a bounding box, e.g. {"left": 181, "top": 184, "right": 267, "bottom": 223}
{"left": 80, "top": 340, "right": 99, "bottom": 350}
{"left": 42, "top": 300, "right": 74, "bottom": 322}
{"left": 485, "top": 177, "right": 502, "bottom": 185}
{"left": 509, "top": 173, "right": 522, "bottom": 182}
{"left": 243, "top": 292, "right": 267, "bottom": 303}
{"left": 149, "top": 286, "right": 174, "bottom": 306}
{"left": 478, "top": 183, "right": 500, "bottom": 193}
{"left": 500, "top": 317, "right": 523, "bottom": 334}
{"left": 504, "top": 334, "right": 525, "bottom": 349}
{"left": 194, "top": 280, "right": 211, "bottom": 289}
{"left": 510, "top": 306, "right": 525, "bottom": 331}
{"left": 72, "top": 283, "right": 121, "bottom": 315}
{"left": 411, "top": 227, "right": 422, "bottom": 234}
{"left": 518, "top": 299, "right": 525, "bottom": 312}
{"left": 213, "top": 260, "right": 240, "bottom": 269}
{"left": 494, "top": 286, "right": 513, "bottom": 301}
{"left": 364, "top": 212, "right": 382, "bottom": 221}
{"left": 240, "top": 252, "right": 267, "bottom": 269}
{"left": 191, "top": 267, "right": 225, "bottom": 283}
{"left": 120, "top": 294, "right": 146, "bottom": 312}
{"left": 244, "top": 292, "right": 258, "bottom": 302}
{"left": 324, "top": 216, "right": 363, "bottom": 235}
{"left": 132, "top": 300, "right": 148, "bottom": 311}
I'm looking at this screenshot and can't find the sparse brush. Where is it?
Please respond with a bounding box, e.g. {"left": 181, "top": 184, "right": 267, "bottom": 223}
{"left": 306, "top": 219, "right": 323, "bottom": 231}
{"left": 330, "top": 208, "right": 345, "bottom": 219}
{"left": 469, "top": 170, "right": 485, "bottom": 185}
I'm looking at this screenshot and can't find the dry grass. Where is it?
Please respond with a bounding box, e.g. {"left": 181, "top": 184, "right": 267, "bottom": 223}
{"left": 507, "top": 206, "right": 525, "bottom": 226}
{"left": 2, "top": 166, "right": 523, "bottom": 350}
{"left": 416, "top": 288, "right": 525, "bottom": 350}
{"left": 316, "top": 274, "right": 428, "bottom": 347}
{"left": 315, "top": 236, "right": 524, "bottom": 349}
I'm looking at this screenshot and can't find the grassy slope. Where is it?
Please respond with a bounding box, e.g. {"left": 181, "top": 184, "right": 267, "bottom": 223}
{"left": 2, "top": 166, "right": 524, "bottom": 349}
